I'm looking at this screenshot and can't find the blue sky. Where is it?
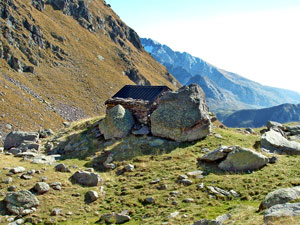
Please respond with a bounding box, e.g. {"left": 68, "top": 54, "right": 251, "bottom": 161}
{"left": 106, "top": 0, "right": 300, "bottom": 92}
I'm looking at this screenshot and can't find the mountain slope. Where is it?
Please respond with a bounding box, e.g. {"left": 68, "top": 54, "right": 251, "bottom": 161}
{"left": 141, "top": 38, "right": 300, "bottom": 113}
{"left": 0, "top": 0, "right": 180, "bottom": 144}
{"left": 223, "top": 103, "right": 300, "bottom": 128}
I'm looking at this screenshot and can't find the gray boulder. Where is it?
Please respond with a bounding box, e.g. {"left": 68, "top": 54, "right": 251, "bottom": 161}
{"left": 218, "top": 147, "right": 268, "bottom": 172}
{"left": 260, "top": 186, "right": 300, "bottom": 210}
{"left": 10, "top": 166, "right": 26, "bottom": 174}
{"left": 71, "top": 171, "right": 102, "bottom": 186}
{"left": 151, "top": 84, "right": 212, "bottom": 142}
{"left": 55, "top": 163, "right": 71, "bottom": 173}
{"left": 267, "top": 121, "right": 284, "bottom": 130}
{"left": 4, "top": 131, "right": 39, "bottom": 150}
{"left": 85, "top": 190, "right": 99, "bottom": 203}
{"left": 286, "top": 124, "right": 300, "bottom": 135}
{"left": 264, "top": 203, "right": 300, "bottom": 223}
{"left": 99, "top": 105, "right": 134, "bottom": 140}
{"left": 4, "top": 190, "right": 39, "bottom": 215}
{"left": 193, "top": 214, "right": 231, "bottom": 225}
{"left": 261, "top": 129, "right": 300, "bottom": 155}
{"left": 33, "top": 182, "right": 50, "bottom": 194}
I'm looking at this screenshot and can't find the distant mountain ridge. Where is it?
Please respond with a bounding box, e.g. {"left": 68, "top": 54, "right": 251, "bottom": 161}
{"left": 141, "top": 38, "right": 300, "bottom": 114}
{"left": 223, "top": 103, "right": 300, "bottom": 128}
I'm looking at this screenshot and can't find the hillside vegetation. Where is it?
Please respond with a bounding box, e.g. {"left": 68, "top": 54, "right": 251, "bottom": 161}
{"left": 1, "top": 117, "right": 300, "bottom": 224}
{"left": 0, "top": 0, "right": 180, "bottom": 145}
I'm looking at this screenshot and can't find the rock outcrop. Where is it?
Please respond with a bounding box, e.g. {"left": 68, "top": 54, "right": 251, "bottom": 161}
{"left": 151, "top": 84, "right": 211, "bottom": 142}
{"left": 261, "top": 129, "right": 300, "bottom": 155}
{"left": 260, "top": 186, "right": 300, "bottom": 210}
{"left": 264, "top": 203, "right": 300, "bottom": 223}
{"left": 199, "top": 146, "right": 268, "bottom": 172}
{"left": 5, "top": 190, "right": 39, "bottom": 215}
{"left": 99, "top": 105, "right": 134, "bottom": 140}
{"left": 4, "top": 131, "right": 39, "bottom": 150}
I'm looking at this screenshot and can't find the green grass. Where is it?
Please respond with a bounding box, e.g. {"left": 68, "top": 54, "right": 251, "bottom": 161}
{"left": 1, "top": 119, "right": 300, "bottom": 224}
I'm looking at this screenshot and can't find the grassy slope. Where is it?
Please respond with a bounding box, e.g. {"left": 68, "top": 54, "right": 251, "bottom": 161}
{"left": 0, "top": 0, "right": 179, "bottom": 143}
{"left": 1, "top": 118, "right": 300, "bottom": 224}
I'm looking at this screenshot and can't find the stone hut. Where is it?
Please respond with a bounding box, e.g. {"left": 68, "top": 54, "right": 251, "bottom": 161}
{"left": 105, "top": 85, "right": 171, "bottom": 124}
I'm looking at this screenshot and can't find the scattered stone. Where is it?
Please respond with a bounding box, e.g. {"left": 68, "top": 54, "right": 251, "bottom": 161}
{"left": 178, "top": 179, "right": 193, "bottom": 186}
{"left": 99, "top": 105, "right": 134, "bottom": 140}
{"left": 193, "top": 213, "right": 231, "bottom": 225}
{"left": 261, "top": 129, "right": 300, "bottom": 155}
{"left": 229, "top": 190, "right": 239, "bottom": 197}
{"left": 264, "top": 203, "right": 300, "bottom": 223}
{"left": 144, "top": 197, "right": 155, "bottom": 204}
{"left": 124, "top": 164, "right": 134, "bottom": 172}
{"left": 55, "top": 163, "right": 71, "bottom": 173}
{"left": 183, "top": 198, "right": 194, "bottom": 203}
{"left": 260, "top": 186, "right": 300, "bottom": 210}
{"left": 85, "top": 168, "right": 94, "bottom": 172}
{"left": 214, "top": 134, "right": 223, "bottom": 139}
{"left": 15, "top": 152, "right": 37, "bottom": 158}
{"left": 218, "top": 147, "right": 268, "bottom": 172}
{"left": 4, "top": 177, "right": 13, "bottom": 184}
{"left": 157, "top": 184, "right": 167, "bottom": 190}
{"left": 33, "top": 182, "right": 50, "bottom": 194}
{"left": 4, "top": 190, "right": 39, "bottom": 215}
{"left": 103, "top": 154, "right": 116, "bottom": 169}
{"left": 66, "top": 211, "right": 73, "bottom": 216}
{"left": 8, "top": 148, "right": 21, "bottom": 155}
{"left": 187, "top": 170, "right": 204, "bottom": 177}
{"left": 149, "top": 178, "right": 161, "bottom": 184}
{"left": 197, "top": 183, "right": 205, "bottom": 190}
{"left": 177, "top": 174, "right": 188, "bottom": 180}
{"left": 7, "top": 185, "right": 17, "bottom": 192}
{"left": 151, "top": 84, "right": 212, "bottom": 142}
{"left": 63, "top": 122, "right": 71, "bottom": 128}
{"left": 50, "top": 182, "right": 62, "bottom": 190}
{"left": 26, "top": 169, "right": 36, "bottom": 175}
{"left": 10, "top": 167, "right": 26, "bottom": 174}
{"left": 268, "top": 156, "right": 278, "bottom": 164}
{"left": 51, "top": 208, "right": 62, "bottom": 216}
{"left": 245, "top": 128, "right": 256, "bottom": 134}
{"left": 170, "top": 191, "right": 179, "bottom": 196}
{"left": 85, "top": 190, "right": 99, "bottom": 203}
{"left": 71, "top": 171, "right": 103, "bottom": 186}
{"left": 101, "top": 212, "right": 131, "bottom": 224}
{"left": 20, "top": 174, "right": 32, "bottom": 180}
{"left": 41, "top": 176, "right": 48, "bottom": 182}
{"left": 168, "top": 211, "right": 179, "bottom": 218}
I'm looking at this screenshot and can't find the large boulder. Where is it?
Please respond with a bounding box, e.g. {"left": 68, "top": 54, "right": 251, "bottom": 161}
{"left": 4, "top": 131, "right": 39, "bottom": 150}
{"left": 261, "top": 129, "right": 300, "bottom": 155}
{"left": 264, "top": 203, "right": 300, "bottom": 223}
{"left": 151, "top": 84, "right": 212, "bottom": 142}
{"left": 99, "top": 105, "right": 134, "bottom": 140}
{"left": 218, "top": 147, "right": 268, "bottom": 172}
{"left": 4, "top": 190, "right": 39, "bottom": 215}
{"left": 71, "top": 171, "right": 103, "bottom": 187}
{"left": 259, "top": 186, "right": 300, "bottom": 210}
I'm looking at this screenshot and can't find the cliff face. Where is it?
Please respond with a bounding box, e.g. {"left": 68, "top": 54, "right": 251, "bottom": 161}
{"left": 0, "top": 0, "right": 180, "bottom": 144}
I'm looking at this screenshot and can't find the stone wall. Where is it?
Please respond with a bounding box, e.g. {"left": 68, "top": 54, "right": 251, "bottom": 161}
{"left": 105, "top": 98, "right": 157, "bottom": 125}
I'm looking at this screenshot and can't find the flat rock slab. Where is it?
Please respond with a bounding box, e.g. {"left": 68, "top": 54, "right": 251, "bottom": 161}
{"left": 264, "top": 203, "right": 300, "bottom": 223}
{"left": 199, "top": 146, "right": 235, "bottom": 162}
{"left": 260, "top": 186, "right": 300, "bottom": 210}
{"left": 218, "top": 147, "right": 268, "bottom": 172}
{"left": 261, "top": 130, "right": 300, "bottom": 155}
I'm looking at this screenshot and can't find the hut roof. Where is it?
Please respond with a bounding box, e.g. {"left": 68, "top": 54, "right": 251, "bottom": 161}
{"left": 111, "top": 85, "right": 171, "bottom": 103}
